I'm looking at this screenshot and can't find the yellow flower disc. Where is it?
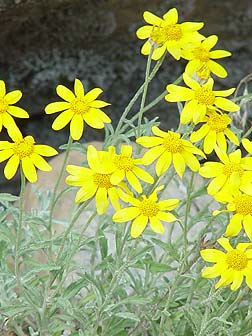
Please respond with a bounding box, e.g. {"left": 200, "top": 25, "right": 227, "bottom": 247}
{"left": 226, "top": 250, "right": 248, "bottom": 271}
{"left": 195, "top": 87, "right": 215, "bottom": 105}
{"left": 93, "top": 173, "right": 113, "bottom": 189}
{"left": 13, "top": 136, "right": 35, "bottom": 159}
{"left": 139, "top": 199, "right": 159, "bottom": 217}
{"left": 234, "top": 194, "right": 252, "bottom": 216}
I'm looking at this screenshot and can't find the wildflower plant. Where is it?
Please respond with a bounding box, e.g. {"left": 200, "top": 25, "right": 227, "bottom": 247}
{"left": 1, "top": 6, "right": 252, "bottom": 336}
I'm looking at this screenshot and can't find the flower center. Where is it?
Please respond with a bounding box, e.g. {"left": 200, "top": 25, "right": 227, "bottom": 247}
{"left": 93, "top": 173, "right": 113, "bottom": 189}
{"left": 206, "top": 112, "right": 231, "bottom": 132}
{"left": 70, "top": 98, "right": 89, "bottom": 115}
{"left": 234, "top": 194, "right": 252, "bottom": 215}
{"left": 114, "top": 155, "right": 134, "bottom": 172}
{"left": 13, "top": 136, "right": 35, "bottom": 159}
{"left": 0, "top": 98, "right": 8, "bottom": 114}
{"left": 226, "top": 250, "right": 248, "bottom": 271}
{"left": 139, "top": 199, "right": 159, "bottom": 217}
{"left": 150, "top": 24, "right": 182, "bottom": 45}
{"left": 222, "top": 163, "right": 244, "bottom": 177}
{"left": 193, "top": 47, "right": 210, "bottom": 62}
{"left": 195, "top": 87, "right": 215, "bottom": 105}
{"left": 162, "top": 132, "right": 183, "bottom": 153}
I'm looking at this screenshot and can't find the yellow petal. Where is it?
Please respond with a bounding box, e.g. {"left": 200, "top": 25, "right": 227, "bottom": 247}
{"left": 208, "top": 60, "right": 228, "bottom": 78}
{"left": 34, "top": 145, "right": 58, "bottom": 157}
{"left": 110, "top": 170, "right": 125, "bottom": 185}
{"left": 126, "top": 170, "right": 142, "bottom": 193}
{"left": 5, "top": 90, "right": 22, "bottom": 104}
{"left": 56, "top": 85, "right": 75, "bottom": 102}
{"left": 213, "top": 88, "right": 235, "bottom": 97}
{"left": 108, "top": 187, "right": 120, "bottom": 211}
{"left": 190, "top": 124, "right": 209, "bottom": 142}
{"left": 207, "top": 174, "right": 227, "bottom": 195}
{"left": 152, "top": 45, "right": 166, "bottom": 60}
{"left": 95, "top": 187, "right": 109, "bottom": 215}
{"left": 136, "top": 135, "right": 163, "bottom": 147}
{"left": 149, "top": 217, "right": 164, "bottom": 234}
{"left": 141, "top": 146, "right": 165, "bottom": 165}
{"left": 156, "top": 151, "right": 172, "bottom": 176}
{"left": 156, "top": 211, "right": 177, "bottom": 222}
{"left": 173, "top": 152, "right": 185, "bottom": 178}
{"left": 141, "top": 40, "right": 151, "bottom": 55}
{"left": 0, "top": 80, "right": 6, "bottom": 97}
{"left": 225, "top": 214, "right": 243, "bottom": 237}
{"left": 70, "top": 114, "right": 84, "bottom": 140}
{"left": 45, "top": 102, "right": 70, "bottom": 114}
{"left": 217, "top": 237, "right": 233, "bottom": 251}
{"left": 75, "top": 184, "right": 97, "bottom": 203}
{"left": 21, "top": 157, "right": 37, "bottom": 183}
{"left": 4, "top": 154, "right": 20, "bottom": 180}
{"left": 216, "top": 132, "right": 227, "bottom": 153}
{"left": 133, "top": 166, "right": 154, "bottom": 184}
{"left": 7, "top": 106, "right": 29, "bottom": 118}
{"left": 201, "top": 35, "right": 218, "bottom": 50}
{"left": 85, "top": 88, "right": 103, "bottom": 103}
{"left": 165, "top": 85, "right": 194, "bottom": 102}
{"left": 214, "top": 97, "right": 239, "bottom": 112}
{"left": 210, "top": 50, "right": 231, "bottom": 59}
{"left": 163, "top": 8, "right": 178, "bottom": 25}
{"left": 131, "top": 215, "right": 148, "bottom": 238}
{"left": 158, "top": 199, "right": 179, "bottom": 211}
{"left": 182, "top": 151, "right": 200, "bottom": 172}
{"left": 180, "top": 99, "right": 198, "bottom": 124}
{"left": 199, "top": 162, "right": 223, "bottom": 177}
{"left": 183, "top": 73, "right": 200, "bottom": 90}
{"left": 31, "top": 153, "right": 52, "bottom": 171}
{"left": 113, "top": 207, "right": 140, "bottom": 222}
{"left": 136, "top": 25, "right": 152, "bottom": 39}
{"left": 52, "top": 109, "right": 74, "bottom": 131}
{"left": 200, "top": 249, "right": 225, "bottom": 262}
{"left": 242, "top": 138, "right": 252, "bottom": 153}
{"left": 204, "top": 130, "right": 216, "bottom": 154}
{"left": 230, "top": 272, "right": 243, "bottom": 291}
{"left": 243, "top": 215, "right": 252, "bottom": 241}
{"left": 143, "top": 11, "right": 162, "bottom": 26}
{"left": 89, "top": 100, "right": 111, "bottom": 108}
{"left": 0, "top": 149, "right": 14, "bottom": 163}
{"left": 74, "top": 78, "right": 84, "bottom": 97}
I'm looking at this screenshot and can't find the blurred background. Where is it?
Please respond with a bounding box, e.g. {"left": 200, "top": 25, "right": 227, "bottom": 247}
{"left": 0, "top": 0, "right": 252, "bottom": 194}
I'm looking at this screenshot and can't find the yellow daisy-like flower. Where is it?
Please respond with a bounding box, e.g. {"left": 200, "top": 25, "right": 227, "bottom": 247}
{"left": 108, "top": 144, "right": 154, "bottom": 193}
{"left": 45, "top": 78, "right": 111, "bottom": 140}
{"left": 182, "top": 35, "right": 231, "bottom": 79}
{"left": 190, "top": 110, "right": 239, "bottom": 154}
{"left": 199, "top": 148, "right": 252, "bottom": 197}
{"left": 136, "top": 8, "right": 204, "bottom": 60}
{"left": 165, "top": 73, "right": 239, "bottom": 124}
{"left": 136, "top": 126, "right": 205, "bottom": 178}
{"left": 0, "top": 80, "right": 29, "bottom": 133}
{"left": 201, "top": 237, "right": 252, "bottom": 291}
{"left": 213, "top": 191, "right": 252, "bottom": 240}
{"left": 0, "top": 128, "right": 57, "bottom": 183}
{"left": 66, "top": 145, "right": 123, "bottom": 215}
{"left": 113, "top": 186, "right": 179, "bottom": 238}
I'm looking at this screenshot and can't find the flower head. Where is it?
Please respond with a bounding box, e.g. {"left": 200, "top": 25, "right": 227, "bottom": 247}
{"left": 190, "top": 110, "right": 239, "bottom": 154}
{"left": 165, "top": 73, "right": 239, "bottom": 124}
{"left": 113, "top": 186, "right": 179, "bottom": 238}
{"left": 136, "top": 8, "right": 204, "bottom": 60}
{"left": 66, "top": 145, "right": 125, "bottom": 215}
{"left": 214, "top": 191, "right": 252, "bottom": 240}
{"left": 45, "top": 78, "right": 111, "bottom": 140}
{"left": 182, "top": 35, "right": 231, "bottom": 79}
{"left": 199, "top": 148, "right": 252, "bottom": 197}
{"left": 0, "top": 80, "right": 29, "bottom": 133}
{"left": 0, "top": 128, "right": 57, "bottom": 183}
{"left": 108, "top": 144, "right": 154, "bottom": 193}
{"left": 201, "top": 237, "right": 252, "bottom": 290}
{"left": 136, "top": 126, "right": 205, "bottom": 178}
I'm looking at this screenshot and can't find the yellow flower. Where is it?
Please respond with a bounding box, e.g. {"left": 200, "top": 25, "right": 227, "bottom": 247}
{"left": 108, "top": 144, "right": 154, "bottom": 193}
{"left": 113, "top": 186, "right": 179, "bottom": 238}
{"left": 165, "top": 73, "right": 239, "bottom": 124}
{"left": 199, "top": 148, "right": 252, "bottom": 197}
{"left": 213, "top": 191, "right": 252, "bottom": 240}
{"left": 190, "top": 110, "right": 239, "bottom": 154}
{"left": 66, "top": 145, "right": 124, "bottom": 215}
{"left": 0, "top": 128, "right": 57, "bottom": 183}
{"left": 0, "top": 80, "right": 29, "bottom": 133}
{"left": 182, "top": 35, "right": 231, "bottom": 79}
{"left": 45, "top": 78, "right": 111, "bottom": 140}
{"left": 136, "top": 126, "right": 205, "bottom": 178}
{"left": 201, "top": 237, "right": 252, "bottom": 290}
{"left": 136, "top": 8, "right": 204, "bottom": 60}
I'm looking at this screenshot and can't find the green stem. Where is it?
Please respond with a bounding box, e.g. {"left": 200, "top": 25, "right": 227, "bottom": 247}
{"left": 183, "top": 172, "right": 195, "bottom": 252}
{"left": 111, "top": 54, "right": 165, "bottom": 145}
{"left": 136, "top": 48, "right": 153, "bottom": 139}
{"left": 48, "top": 135, "right": 73, "bottom": 258}
{"left": 14, "top": 169, "right": 26, "bottom": 290}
